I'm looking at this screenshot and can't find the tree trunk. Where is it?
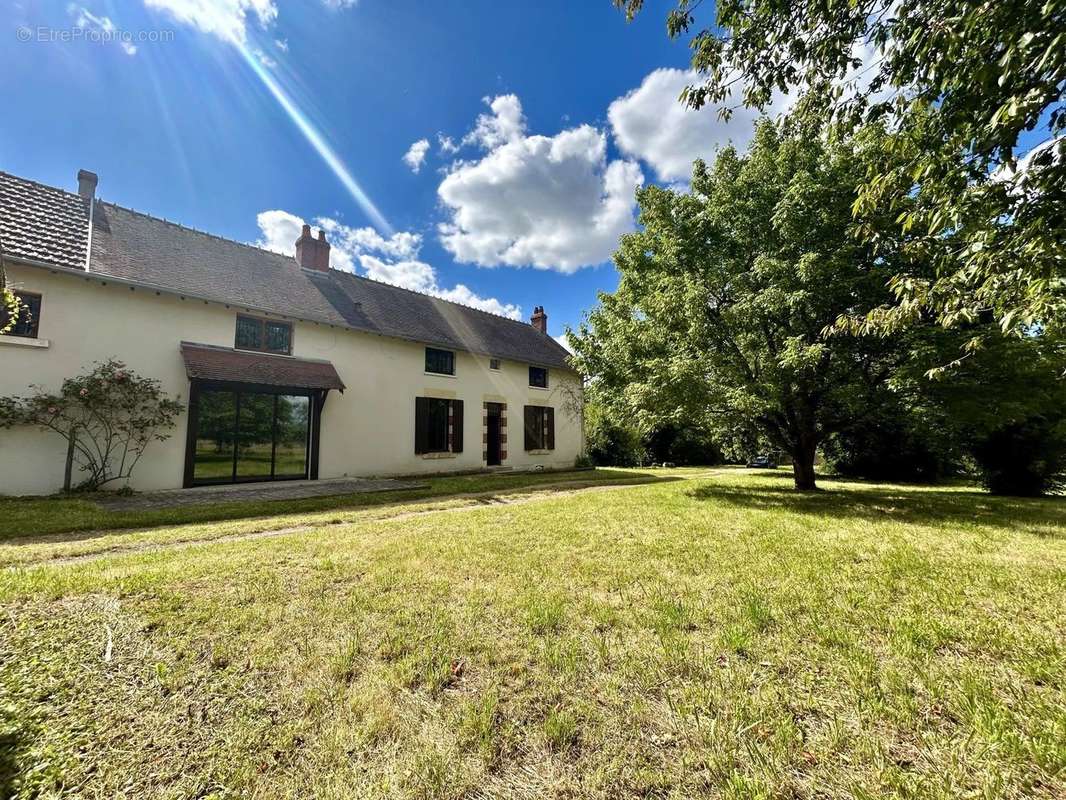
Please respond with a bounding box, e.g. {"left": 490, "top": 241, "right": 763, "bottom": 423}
{"left": 791, "top": 434, "right": 819, "bottom": 491}
{"left": 63, "top": 427, "right": 76, "bottom": 492}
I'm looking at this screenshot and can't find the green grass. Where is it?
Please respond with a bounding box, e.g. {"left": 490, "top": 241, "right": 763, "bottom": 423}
{"left": 1, "top": 468, "right": 1064, "bottom": 798}
{"left": 0, "top": 467, "right": 659, "bottom": 541}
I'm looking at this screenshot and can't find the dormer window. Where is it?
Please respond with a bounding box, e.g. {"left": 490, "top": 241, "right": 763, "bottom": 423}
{"left": 235, "top": 314, "right": 292, "bottom": 355}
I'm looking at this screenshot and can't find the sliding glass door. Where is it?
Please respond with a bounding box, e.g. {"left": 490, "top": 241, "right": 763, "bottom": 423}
{"left": 192, "top": 388, "right": 312, "bottom": 485}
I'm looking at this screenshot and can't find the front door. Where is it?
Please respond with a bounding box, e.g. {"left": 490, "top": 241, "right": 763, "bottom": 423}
{"left": 486, "top": 402, "right": 502, "bottom": 466}
{"left": 189, "top": 387, "right": 312, "bottom": 485}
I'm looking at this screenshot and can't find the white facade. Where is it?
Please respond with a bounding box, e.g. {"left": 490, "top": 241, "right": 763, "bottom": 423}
{"left": 0, "top": 263, "right": 583, "bottom": 495}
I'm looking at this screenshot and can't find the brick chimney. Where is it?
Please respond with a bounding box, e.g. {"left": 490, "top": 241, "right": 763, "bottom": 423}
{"left": 295, "top": 224, "right": 331, "bottom": 271}
{"left": 530, "top": 305, "right": 547, "bottom": 334}
{"left": 77, "top": 169, "right": 97, "bottom": 199}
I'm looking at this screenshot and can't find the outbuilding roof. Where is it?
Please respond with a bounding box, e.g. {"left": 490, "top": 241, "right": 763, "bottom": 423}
{"left": 0, "top": 170, "right": 574, "bottom": 370}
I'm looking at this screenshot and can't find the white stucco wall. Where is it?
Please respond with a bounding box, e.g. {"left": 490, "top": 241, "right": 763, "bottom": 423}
{"left": 0, "top": 263, "right": 584, "bottom": 495}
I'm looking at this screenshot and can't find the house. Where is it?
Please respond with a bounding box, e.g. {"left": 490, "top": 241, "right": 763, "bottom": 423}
{"left": 0, "top": 169, "right": 582, "bottom": 495}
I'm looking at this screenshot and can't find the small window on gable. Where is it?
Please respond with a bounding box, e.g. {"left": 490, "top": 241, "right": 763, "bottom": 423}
{"left": 235, "top": 314, "right": 292, "bottom": 355}
{"left": 425, "top": 347, "right": 455, "bottom": 375}
{"left": 1, "top": 291, "right": 42, "bottom": 338}
{"left": 489, "top": 358, "right": 501, "bottom": 371}
{"left": 529, "top": 366, "right": 548, "bottom": 388}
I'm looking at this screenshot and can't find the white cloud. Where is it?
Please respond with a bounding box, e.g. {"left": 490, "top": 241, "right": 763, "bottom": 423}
{"left": 255, "top": 210, "right": 522, "bottom": 319}
{"left": 69, "top": 6, "right": 138, "bottom": 55}
{"left": 553, "top": 333, "right": 574, "bottom": 355}
{"left": 609, "top": 68, "right": 794, "bottom": 182}
{"left": 437, "top": 95, "right": 644, "bottom": 272}
{"left": 141, "top": 0, "right": 355, "bottom": 44}
{"left": 402, "top": 138, "right": 431, "bottom": 174}
{"left": 143, "top": 0, "right": 277, "bottom": 43}
{"left": 437, "top": 133, "right": 459, "bottom": 155}
{"left": 462, "top": 95, "right": 526, "bottom": 150}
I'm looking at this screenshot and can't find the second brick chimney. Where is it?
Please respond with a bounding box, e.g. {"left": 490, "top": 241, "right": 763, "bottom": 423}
{"left": 295, "top": 224, "right": 331, "bottom": 271}
{"left": 530, "top": 305, "right": 547, "bottom": 334}
{"left": 77, "top": 169, "right": 98, "bottom": 199}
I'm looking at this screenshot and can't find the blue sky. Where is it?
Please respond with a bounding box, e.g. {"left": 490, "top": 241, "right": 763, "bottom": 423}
{"left": 5, "top": 1, "right": 1050, "bottom": 344}
{"left": 5, "top": 0, "right": 723, "bottom": 342}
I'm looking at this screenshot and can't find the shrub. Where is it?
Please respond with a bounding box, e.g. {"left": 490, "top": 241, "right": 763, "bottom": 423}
{"left": 644, "top": 424, "right": 722, "bottom": 466}
{"left": 0, "top": 359, "right": 184, "bottom": 491}
{"left": 971, "top": 416, "right": 1066, "bottom": 496}
{"left": 585, "top": 404, "right": 646, "bottom": 466}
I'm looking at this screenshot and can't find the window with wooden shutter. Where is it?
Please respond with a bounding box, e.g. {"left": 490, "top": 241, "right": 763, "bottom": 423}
{"left": 523, "top": 405, "right": 555, "bottom": 450}
{"left": 416, "top": 397, "right": 462, "bottom": 454}
{"left": 452, "top": 399, "right": 464, "bottom": 452}
{"left": 524, "top": 405, "right": 538, "bottom": 450}
{"left": 415, "top": 396, "right": 430, "bottom": 454}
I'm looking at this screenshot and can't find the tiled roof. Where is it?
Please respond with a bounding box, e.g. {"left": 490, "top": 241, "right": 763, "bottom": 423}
{"left": 0, "top": 172, "right": 90, "bottom": 269}
{"left": 0, "top": 169, "right": 574, "bottom": 371}
{"left": 181, "top": 342, "right": 346, "bottom": 391}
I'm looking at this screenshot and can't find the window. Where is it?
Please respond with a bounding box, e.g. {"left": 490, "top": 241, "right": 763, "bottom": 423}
{"left": 415, "top": 397, "right": 464, "bottom": 454}
{"left": 1, "top": 291, "right": 42, "bottom": 338}
{"left": 425, "top": 347, "right": 455, "bottom": 375}
{"left": 235, "top": 314, "right": 292, "bottom": 355}
{"left": 489, "top": 358, "right": 501, "bottom": 371}
{"left": 523, "top": 405, "right": 555, "bottom": 451}
{"left": 529, "top": 366, "right": 548, "bottom": 388}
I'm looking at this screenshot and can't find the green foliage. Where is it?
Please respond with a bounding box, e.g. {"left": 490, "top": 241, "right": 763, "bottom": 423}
{"left": 0, "top": 360, "right": 185, "bottom": 491}
{"left": 584, "top": 401, "right": 646, "bottom": 466}
{"left": 972, "top": 416, "right": 1066, "bottom": 496}
{"left": 616, "top": 0, "right": 1066, "bottom": 340}
{"left": 0, "top": 253, "right": 20, "bottom": 337}
{"left": 571, "top": 121, "right": 913, "bottom": 489}
{"left": 643, "top": 423, "right": 721, "bottom": 466}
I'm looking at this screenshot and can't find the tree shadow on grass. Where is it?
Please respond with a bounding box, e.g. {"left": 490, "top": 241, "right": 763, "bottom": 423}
{"left": 686, "top": 476, "right": 1066, "bottom": 536}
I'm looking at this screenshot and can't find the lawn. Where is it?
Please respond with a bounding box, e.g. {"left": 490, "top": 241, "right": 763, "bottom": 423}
{"left": 1, "top": 469, "right": 1063, "bottom": 799}
{"left": 0, "top": 467, "right": 657, "bottom": 541}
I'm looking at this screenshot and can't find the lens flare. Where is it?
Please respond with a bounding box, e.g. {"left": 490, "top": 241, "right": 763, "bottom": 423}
{"left": 235, "top": 41, "right": 393, "bottom": 236}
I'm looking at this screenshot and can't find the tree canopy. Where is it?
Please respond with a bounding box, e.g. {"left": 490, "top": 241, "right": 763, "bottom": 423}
{"left": 571, "top": 122, "right": 917, "bottom": 490}
{"left": 615, "top": 0, "right": 1066, "bottom": 340}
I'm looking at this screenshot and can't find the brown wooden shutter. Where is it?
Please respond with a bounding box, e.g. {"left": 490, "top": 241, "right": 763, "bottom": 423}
{"left": 524, "top": 405, "right": 537, "bottom": 450}
{"left": 415, "top": 397, "right": 429, "bottom": 454}
{"left": 452, "top": 399, "right": 464, "bottom": 453}
{"left": 546, "top": 407, "right": 555, "bottom": 450}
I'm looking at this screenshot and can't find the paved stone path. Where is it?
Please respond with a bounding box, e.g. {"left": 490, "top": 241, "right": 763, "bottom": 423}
{"left": 94, "top": 477, "right": 428, "bottom": 511}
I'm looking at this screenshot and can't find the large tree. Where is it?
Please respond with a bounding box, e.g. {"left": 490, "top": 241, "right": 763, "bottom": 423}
{"left": 615, "top": 0, "right": 1066, "bottom": 341}
{"left": 571, "top": 122, "right": 918, "bottom": 490}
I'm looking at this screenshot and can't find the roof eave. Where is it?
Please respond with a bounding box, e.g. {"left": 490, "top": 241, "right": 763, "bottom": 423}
{"left": 8, "top": 255, "right": 577, "bottom": 373}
